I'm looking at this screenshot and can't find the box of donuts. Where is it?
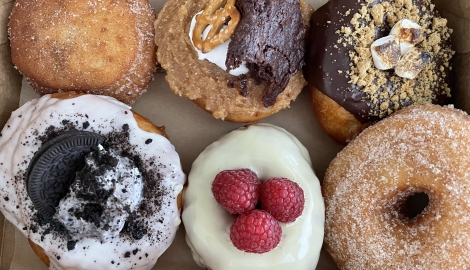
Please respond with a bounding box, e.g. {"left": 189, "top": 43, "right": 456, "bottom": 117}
{"left": 0, "top": 0, "right": 469, "bottom": 269}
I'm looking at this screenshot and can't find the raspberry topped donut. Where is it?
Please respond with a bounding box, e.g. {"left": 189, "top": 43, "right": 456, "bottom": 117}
{"left": 0, "top": 94, "right": 185, "bottom": 270}
{"left": 323, "top": 105, "right": 470, "bottom": 269}
{"left": 305, "top": 0, "right": 454, "bottom": 144}
{"left": 183, "top": 124, "right": 324, "bottom": 269}
{"left": 155, "top": 0, "right": 313, "bottom": 122}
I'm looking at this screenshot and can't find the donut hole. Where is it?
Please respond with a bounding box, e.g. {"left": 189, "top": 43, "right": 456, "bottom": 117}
{"left": 401, "top": 192, "right": 430, "bottom": 219}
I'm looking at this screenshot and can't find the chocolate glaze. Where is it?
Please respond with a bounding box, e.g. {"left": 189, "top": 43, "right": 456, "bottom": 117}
{"left": 305, "top": 0, "right": 452, "bottom": 123}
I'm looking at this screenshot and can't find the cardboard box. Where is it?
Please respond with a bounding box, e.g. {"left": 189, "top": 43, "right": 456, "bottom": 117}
{"left": 0, "top": 0, "right": 469, "bottom": 269}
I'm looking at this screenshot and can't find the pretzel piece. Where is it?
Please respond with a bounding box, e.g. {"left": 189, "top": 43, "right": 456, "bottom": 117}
{"left": 192, "top": 0, "right": 240, "bottom": 53}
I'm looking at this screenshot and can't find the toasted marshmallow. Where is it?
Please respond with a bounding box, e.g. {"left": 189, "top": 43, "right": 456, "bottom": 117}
{"left": 390, "top": 19, "right": 423, "bottom": 55}
{"left": 371, "top": 35, "right": 401, "bottom": 70}
{"left": 395, "top": 47, "right": 431, "bottom": 79}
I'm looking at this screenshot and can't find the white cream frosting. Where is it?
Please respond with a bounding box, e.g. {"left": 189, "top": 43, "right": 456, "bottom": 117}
{"left": 0, "top": 94, "right": 185, "bottom": 270}
{"left": 189, "top": 11, "right": 249, "bottom": 76}
{"left": 55, "top": 146, "right": 143, "bottom": 242}
{"left": 182, "top": 123, "right": 324, "bottom": 270}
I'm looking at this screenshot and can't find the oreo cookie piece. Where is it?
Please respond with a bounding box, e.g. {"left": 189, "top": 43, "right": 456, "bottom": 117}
{"left": 27, "top": 131, "right": 106, "bottom": 217}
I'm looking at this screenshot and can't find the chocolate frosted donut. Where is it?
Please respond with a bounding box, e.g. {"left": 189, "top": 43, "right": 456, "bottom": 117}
{"left": 305, "top": 0, "right": 454, "bottom": 144}
{"left": 323, "top": 105, "right": 470, "bottom": 269}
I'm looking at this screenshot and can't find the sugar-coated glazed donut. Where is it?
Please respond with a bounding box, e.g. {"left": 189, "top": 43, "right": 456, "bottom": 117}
{"left": 183, "top": 124, "right": 324, "bottom": 270}
{"left": 9, "top": 0, "right": 157, "bottom": 104}
{"left": 0, "top": 94, "right": 185, "bottom": 270}
{"left": 323, "top": 104, "right": 470, "bottom": 269}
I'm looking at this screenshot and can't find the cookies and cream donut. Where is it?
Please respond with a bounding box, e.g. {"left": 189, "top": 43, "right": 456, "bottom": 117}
{"left": 9, "top": 0, "right": 157, "bottom": 104}
{"left": 155, "top": 0, "right": 313, "bottom": 122}
{"left": 0, "top": 93, "right": 185, "bottom": 269}
{"left": 323, "top": 104, "right": 470, "bottom": 269}
{"left": 305, "top": 0, "right": 454, "bottom": 144}
{"left": 183, "top": 124, "right": 324, "bottom": 269}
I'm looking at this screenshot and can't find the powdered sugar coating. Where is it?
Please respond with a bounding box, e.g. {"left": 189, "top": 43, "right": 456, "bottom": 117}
{"left": 0, "top": 95, "right": 185, "bottom": 270}
{"left": 323, "top": 104, "right": 470, "bottom": 269}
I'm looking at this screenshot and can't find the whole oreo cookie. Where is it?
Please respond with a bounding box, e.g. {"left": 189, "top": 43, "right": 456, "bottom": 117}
{"left": 27, "top": 131, "right": 106, "bottom": 217}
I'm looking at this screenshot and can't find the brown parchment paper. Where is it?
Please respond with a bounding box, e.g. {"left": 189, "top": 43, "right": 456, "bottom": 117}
{"left": 0, "top": 0, "right": 469, "bottom": 269}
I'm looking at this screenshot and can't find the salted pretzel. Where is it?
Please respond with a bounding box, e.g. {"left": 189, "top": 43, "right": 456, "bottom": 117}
{"left": 192, "top": 0, "right": 240, "bottom": 53}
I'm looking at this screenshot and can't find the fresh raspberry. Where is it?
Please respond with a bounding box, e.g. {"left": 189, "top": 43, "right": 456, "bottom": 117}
{"left": 230, "top": 210, "right": 282, "bottom": 253}
{"left": 211, "top": 169, "right": 261, "bottom": 214}
{"left": 260, "top": 177, "right": 305, "bottom": 223}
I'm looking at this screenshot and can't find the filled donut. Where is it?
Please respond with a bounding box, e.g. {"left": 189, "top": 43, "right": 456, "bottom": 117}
{"left": 9, "top": 0, "right": 157, "bottom": 104}
{"left": 323, "top": 104, "right": 470, "bottom": 269}
{"left": 305, "top": 0, "right": 454, "bottom": 144}
{"left": 182, "top": 124, "right": 324, "bottom": 269}
{"left": 155, "top": 0, "right": 313, "bottom": 122}
{"left": 0, "top": 93, "right": 185, "bottom": 270}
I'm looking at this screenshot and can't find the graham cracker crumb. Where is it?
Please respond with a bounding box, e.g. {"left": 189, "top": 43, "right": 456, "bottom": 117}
{"left": 432, "top": 17, "right": 447, "bottom": 30}
{"left": 371, "top": 4, "right": 385, "bottom": 26}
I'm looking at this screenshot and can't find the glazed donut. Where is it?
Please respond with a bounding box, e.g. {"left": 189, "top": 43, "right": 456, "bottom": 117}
{"left": 305, "top": 0, "right": 454, "bottom": 144}
{"left": 9, "top": 0, "right": 157, "bottom": 105}
{"left": 323, "top": 104, "right": 470, "bottom": 269}
{"left": 0, "top": 93, "right": 185, "bottom": 269}
{"left": 155, "top": 0, "right": 313, "bottom": 122}
{"left": 182, "top": 124, "right": 324, "bottom": 269}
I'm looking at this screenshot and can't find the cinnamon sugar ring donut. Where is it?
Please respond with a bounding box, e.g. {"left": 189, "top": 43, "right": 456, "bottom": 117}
{"left": 323, "top": 104, "right": 470, "bottom": 269}
{"left": 9, "top": 0, "right": 157, "bottom": 105}
{"left": 305, "top": 0, "right": 454, "bottom": 144}
{"left": 0, "top": 93, "right": 185, "bottom": 270}
{"left": 155, "top": 0, "right": 313, "bottom": 122}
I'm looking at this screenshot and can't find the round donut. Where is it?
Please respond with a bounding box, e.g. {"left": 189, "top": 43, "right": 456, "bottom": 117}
{"left": 0, "top": 93, "right": 185, "bottom": 270}
{"left": 323, "top": 104, "right": 470, "bottom": 269}
{"left": 305, "top": 0, "right": 454, "bottom": 144}
{"left": 154, "top": 0, "right": 313, "bottom": 122}
{"left": 9, "top": 0, "right": 157, "bottom": 105}
{"left": 182, "top": 124, "right": 324, "bottom": 269}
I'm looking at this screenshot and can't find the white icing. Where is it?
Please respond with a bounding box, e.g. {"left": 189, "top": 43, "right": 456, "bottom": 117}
{"left": 55, "top": 147, "right": 143, "bottom": 242}
{"left": 182, "top": 124, "right": 324, "bottom": 270}
{"left": 189, "top": 11, "right": 249, "bottom": 76}
{"left": 0, "top": 94, "right": 186, "bottom": 270}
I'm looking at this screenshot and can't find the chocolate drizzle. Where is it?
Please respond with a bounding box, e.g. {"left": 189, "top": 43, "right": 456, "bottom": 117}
{"left": 305, "top": 0, "right": 452, "bottom": 123}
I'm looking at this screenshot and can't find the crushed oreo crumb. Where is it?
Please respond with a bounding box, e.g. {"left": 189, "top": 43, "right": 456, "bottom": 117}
{"left": 82, "top": 121, "right": 90, "bottom": 129}
{"left": 67, "top": 240, "right": 77, "bottom": 251}
{"left": 145, "top": 139, "right": 152, "bottom": 144}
